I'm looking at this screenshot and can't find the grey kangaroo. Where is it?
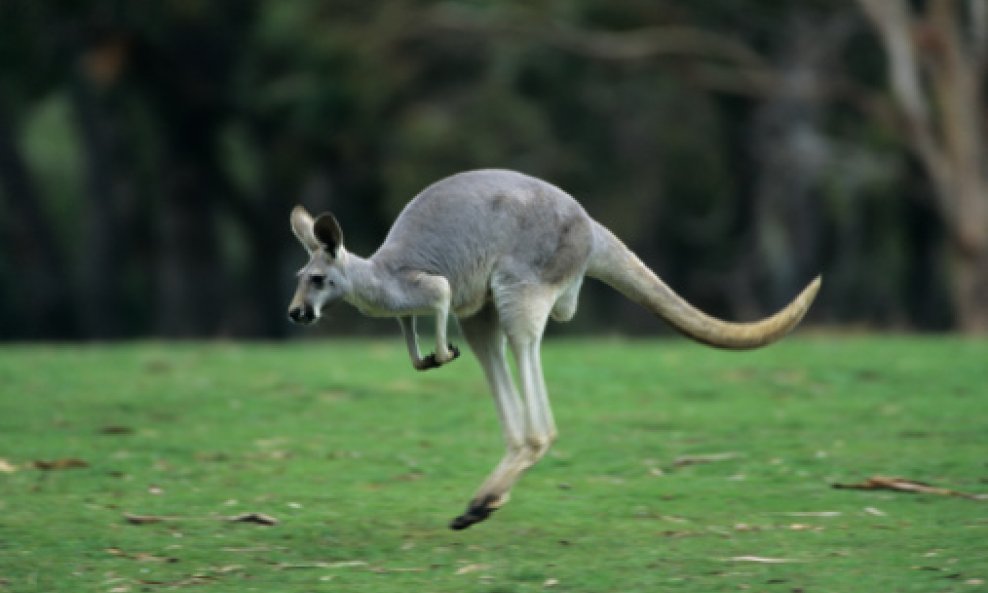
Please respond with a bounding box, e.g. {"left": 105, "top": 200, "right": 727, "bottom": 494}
{"left": 288, "top": 169, "right": 820, "bottom": 530}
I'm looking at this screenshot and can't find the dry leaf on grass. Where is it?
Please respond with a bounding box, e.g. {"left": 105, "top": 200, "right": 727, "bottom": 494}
{"left": 833, "top": 476, "right": 987, "bottom": 500}
{"left": 227, "top": 512, "right": 279, "bottom": 526}
{"left": 33, "top": 458, "right": 88, "bottom": 470}
{"left": 270, "top": 560, "right": 420, "bottom": 574}
{"left": 124, "top": 511, "right": 279, "bottom": 526}
{"left": 137, "top": 575, "right": 215, "bottom": 588}
{"left": 673, "top": 452, "right": 740, "bottom": 468}
{"left": 105, "top": 547, "right": 178, "bottom": 563}
{"left": 123, "top": 513, "right": 173, "bottom": 525}
{"left": 220, "top": 545, "right": 287, "bottom": 553}
{"left": 727, "top": 555, "right": 799, "bottom": 564}
{"left": 323, "top": 560, "right": 369, "bottom": 569}
{"left": 271, "top": 560, "right": 376, "bottom": 571}
{"left": 455, "top": 563, "right": 490, "bottom": 575}
{"left": 369, "top": 566, "right": 426, "bottom": 574}
{"left": 275, "top": 561, "right": 336, "bottom": 570}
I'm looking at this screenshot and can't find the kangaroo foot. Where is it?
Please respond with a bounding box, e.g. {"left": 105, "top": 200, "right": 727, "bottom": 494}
{"left": 440, "top": 343, "right": 461, "bottom": 364}
{"left": 416, "top": 344, "right": 460, "bottom": 371}
{"left": 449, "top": 493, "right": 499, "bottom": 530}
{"left": 414, "top": 355, "right": 440, "bottom": 371}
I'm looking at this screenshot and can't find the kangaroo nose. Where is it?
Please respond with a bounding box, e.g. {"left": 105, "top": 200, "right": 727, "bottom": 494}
{"left": 288, "top": 306, "right": 313, "bottom": 324}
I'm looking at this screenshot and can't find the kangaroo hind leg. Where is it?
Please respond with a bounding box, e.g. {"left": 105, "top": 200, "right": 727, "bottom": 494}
{"left": 451, "top": 304, "right": 528, "bottom": 530}
{"left": 450, "top": 285, "right": 558, "bottom": 530}
{"left": 494, "top": 283, "right": 558, "bottom": 449}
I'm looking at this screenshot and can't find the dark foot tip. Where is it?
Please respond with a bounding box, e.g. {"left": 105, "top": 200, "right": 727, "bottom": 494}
{"left": 418, "top": 346, "right": 459, "bottom": 371}
{"left": 448, "top": 495, "right": 498, "bottom": 531}
{"left": 415, "top": 353, "right": 440, "bottom": 371}
{"left": 449, "top": 514, "right": 475, "bottom": 531}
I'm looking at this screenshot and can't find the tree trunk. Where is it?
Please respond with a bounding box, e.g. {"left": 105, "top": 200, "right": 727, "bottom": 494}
{"left": 212, "top": 164, "right": 289, "bottom": 339}
{"left": 750, "top": 12, "right": 849, "bottom": 312}
{"left": 70, "top": 74, "right": 124, "bottom": 338}
{"left": 949, "top": 242, "right": 988, "bottom": 334}
{"left": 156, "top": 157, "right": 224, "bottom": 338}
{"left": 131, "top": 17, "right": 240, "bottom": 337}
{"left": 857, "top": 0, "right": 988, "bottom": 332}
{"left": 0, "top": 106, "right": 76, "bottom": 338}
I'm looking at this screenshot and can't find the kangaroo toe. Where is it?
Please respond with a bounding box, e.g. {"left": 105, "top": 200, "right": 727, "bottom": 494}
{"left": 448, "top": 493, "right": 499, "bottom": 530}
{"left": 414, "top": 353, "right": 440, "bottom": 371}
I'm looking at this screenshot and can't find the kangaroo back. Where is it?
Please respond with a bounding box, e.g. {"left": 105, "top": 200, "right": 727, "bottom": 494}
{"left": 587, "top": 222, "right": 820, "bottom": 349}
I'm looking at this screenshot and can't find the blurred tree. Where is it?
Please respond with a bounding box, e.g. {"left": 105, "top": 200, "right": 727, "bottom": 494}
{"left": 0, "top": 1, "right": 77, "bottom": 338}
{"left": 72, "top": 35, "right": 130, "bottom": 338}
{"left": 129, "top": 3, "right": 253, "bottom": 337}
{"left": 0, "top": 0, "right": 977, "bottom": 338}
{"left": 857, "top": 0, "right": 988, "bottom": 332}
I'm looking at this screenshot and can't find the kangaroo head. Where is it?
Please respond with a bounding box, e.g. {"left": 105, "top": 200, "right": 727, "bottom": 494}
{"left": 288, "top": 205, "right": 348, "bottom": 325}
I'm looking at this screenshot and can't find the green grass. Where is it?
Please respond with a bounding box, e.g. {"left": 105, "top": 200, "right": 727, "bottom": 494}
{"left": 1, "top": 337, "right": 986, "bottom": 592}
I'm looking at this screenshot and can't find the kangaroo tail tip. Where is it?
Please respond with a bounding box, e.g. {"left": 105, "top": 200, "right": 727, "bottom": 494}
{"left": 805, "top": 275, "right": 823, "bottom": 300}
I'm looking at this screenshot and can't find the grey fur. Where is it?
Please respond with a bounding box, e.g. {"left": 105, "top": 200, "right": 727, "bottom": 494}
{"left": 288, "top": 169, "right": 821, "bottom": 529}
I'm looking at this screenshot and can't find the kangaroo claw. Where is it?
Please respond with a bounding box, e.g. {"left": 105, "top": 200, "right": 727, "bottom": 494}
{"left": 415, "top": 344, "right": 459, "bottom": 371}
{"left": 449, "top": 494, "right": 498, "bottom": 530}
{"left": 415, "top": 354, "right": 441, "bottom": 371}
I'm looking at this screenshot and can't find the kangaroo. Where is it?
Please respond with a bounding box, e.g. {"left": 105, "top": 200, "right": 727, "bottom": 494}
{"left": 288, "top": 169, "right": 821, "bottom": 530}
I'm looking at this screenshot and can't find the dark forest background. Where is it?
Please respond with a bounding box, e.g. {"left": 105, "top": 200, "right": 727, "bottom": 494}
{"left": 2, "top": 0, "right": 987, "bottom": 340}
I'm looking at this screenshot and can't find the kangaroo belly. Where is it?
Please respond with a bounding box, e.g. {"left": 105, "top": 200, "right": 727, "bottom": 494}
{"left": 375, "top": 169, "right": 595, "bottom": 312}
{"left": 450, "top": 265, "right": 496, "bottom": 318}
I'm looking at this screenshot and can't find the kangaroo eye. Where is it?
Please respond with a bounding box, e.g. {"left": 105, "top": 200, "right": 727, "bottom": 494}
{"left": 310, "top": 275, "right": 326, "bottom": 289}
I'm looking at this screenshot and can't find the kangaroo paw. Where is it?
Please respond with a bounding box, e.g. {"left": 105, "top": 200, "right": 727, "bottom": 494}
{"left": 414, "top": 354, "right": 441, "bottom": 371}
{"left": 449, "top": 494, "right": 498, "bottom": 531}
{"left": 418, "top": 344, "right": 460, "bottom": 371}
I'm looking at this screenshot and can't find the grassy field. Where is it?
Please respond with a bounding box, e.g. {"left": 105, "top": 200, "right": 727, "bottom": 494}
{"left": 0, "top": 337, "right": 986, "bottom": 592}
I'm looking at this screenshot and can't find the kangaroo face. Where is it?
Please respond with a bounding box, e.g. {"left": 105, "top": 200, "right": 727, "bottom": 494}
{"left": 288, "top": 205, "right": 347, "bottom": 325}
{"left": 288, "top": 252, "right": 347, "bottom": 324}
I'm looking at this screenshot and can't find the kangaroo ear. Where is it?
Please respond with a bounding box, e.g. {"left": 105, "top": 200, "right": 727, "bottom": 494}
{"left": 313, "top": 212, "right": 344, "bottom": 258}
{"left": 290, "top": 205, "right": 320, "bottom": 253}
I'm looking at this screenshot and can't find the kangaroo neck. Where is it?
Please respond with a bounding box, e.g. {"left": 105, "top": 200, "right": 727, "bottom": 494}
{"left": 341, "top": 252, "right": 391, "bottom": 316}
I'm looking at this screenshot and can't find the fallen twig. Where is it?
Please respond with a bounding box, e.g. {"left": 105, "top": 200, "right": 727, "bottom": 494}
{"left": 776, "top": 511, "right": 842, "bottom": 517}
{"left": 123, "top": 513, "right": 173, "bottom": 525}
{"left": 123, "top": 511, "right": 281, "bottom": 526}
{"left": 726, "top": 555, "right": 799, "bottom": 564}
{"left": 33, "top": 458, "right": 88, "bottom": 470}
{"left": 105, "top": 547, "right": 179, "bottom": 563}
{"left": 228, "top": 512, "right": 279, "bottom": 526}
{"left": 833, "top": 476, "right": 986, "bottom": 500}
{"left": 672, "top": 452, "right": 740, "bottom": 468}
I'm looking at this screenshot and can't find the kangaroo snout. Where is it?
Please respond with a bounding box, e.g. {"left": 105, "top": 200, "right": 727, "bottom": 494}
{"left": 288, "top": 304, "right": 315, "bottom": 324}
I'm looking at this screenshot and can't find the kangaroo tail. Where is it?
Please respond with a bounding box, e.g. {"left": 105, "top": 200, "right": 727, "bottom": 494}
{"left": 587, "top": 222, "right": 821, "bottom": 350}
